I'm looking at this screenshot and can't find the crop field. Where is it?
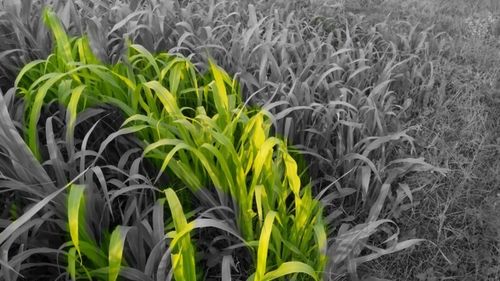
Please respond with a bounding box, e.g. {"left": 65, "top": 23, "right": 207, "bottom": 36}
{"left": 0, "top": 0, "right": 499, "bottom": 280}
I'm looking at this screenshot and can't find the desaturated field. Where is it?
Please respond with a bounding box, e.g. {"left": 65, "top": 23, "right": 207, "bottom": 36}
{"left": 346, "top": 0, "right": 500, "bottom": 280}
{"left": 0, "top": 0, "right": 499, "bottom": 280}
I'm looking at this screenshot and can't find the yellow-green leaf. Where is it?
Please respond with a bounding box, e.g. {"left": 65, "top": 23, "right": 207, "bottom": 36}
{"left": 255, "top": 211, "right": 276, "bottom": 281}
{"left": 108, "top": 226, "right": 130, "bottom": 281}
{"left": 68, "top": 184, "right": 85, "bottom": 257}
{"left": 283, "top": 152, "right": 301, "bottom": 195}
{"left": 66, "top": 85, "right": 86, "bottom": 138}
{"left": 209, "top": 60, "right": 229, "bottom": 112}
{"left": 262, "top": 261, "right": 318, "bottom": 281}
{"left": 68, "top": 247, "right": 77, "bottom": 281}
{"left": 165, "top": 189, "right": 197, "bottom": 281}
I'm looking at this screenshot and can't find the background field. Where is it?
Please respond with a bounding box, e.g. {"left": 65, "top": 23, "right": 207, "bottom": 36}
{"left": 345, "top": 0, "right": 500, "bottom": 280}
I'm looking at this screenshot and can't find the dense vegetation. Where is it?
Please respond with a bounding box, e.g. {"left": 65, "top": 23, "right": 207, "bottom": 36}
{"left": 1, "top": 0, "right": 499, "bottom": 280}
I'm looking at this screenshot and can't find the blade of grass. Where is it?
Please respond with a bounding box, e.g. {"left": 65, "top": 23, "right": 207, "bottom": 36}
{"left": 67, "top": 184, "right": 85, "bottom": 257}
{"left": 254, "top": 211, "right": 276, "bottom": 281}
{"left": 108, "top": 226, "right": 131, "bottom": 281}
{"left": 164, "top": 188, "right": 196, "bottom": 281}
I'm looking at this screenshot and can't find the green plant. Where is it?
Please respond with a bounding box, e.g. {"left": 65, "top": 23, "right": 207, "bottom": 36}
{"left": 13, "top": 9, "right": 327, "bottom": 279}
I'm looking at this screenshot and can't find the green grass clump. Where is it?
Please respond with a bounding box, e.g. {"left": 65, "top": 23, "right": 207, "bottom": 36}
{"left": 10, "top": 9, "right": 327, "bottom": 280}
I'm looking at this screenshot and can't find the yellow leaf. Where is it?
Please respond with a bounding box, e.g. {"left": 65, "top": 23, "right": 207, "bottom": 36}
{"left": 283, "top": 153, "right": 301, "bottom": 195}
{"left": 67, "top": 184, "right": 85, "bottom": 257}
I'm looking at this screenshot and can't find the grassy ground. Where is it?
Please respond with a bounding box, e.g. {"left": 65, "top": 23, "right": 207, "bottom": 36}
{"left": 342, "top": 0, "right": 500, "bottom": 279}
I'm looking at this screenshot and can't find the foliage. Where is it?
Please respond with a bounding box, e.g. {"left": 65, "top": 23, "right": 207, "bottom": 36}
{"left": 7, "top": 8, "right": 327, "bottom": 280}
{"left": 0, "top": 0, "right": 456, "bottom": 280}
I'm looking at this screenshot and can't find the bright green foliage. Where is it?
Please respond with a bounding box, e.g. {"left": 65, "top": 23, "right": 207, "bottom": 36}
{"left": 165, "top": 188, "right": 197, "bottom": 281}
{"left": 0, "top": 24, "right": 161, "bottom": 281}
{"left": 15, "top": 9, "right": 327, "bottom": 280}
{"left": 66, "top": 184, "right": 129, "bottom": 281}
